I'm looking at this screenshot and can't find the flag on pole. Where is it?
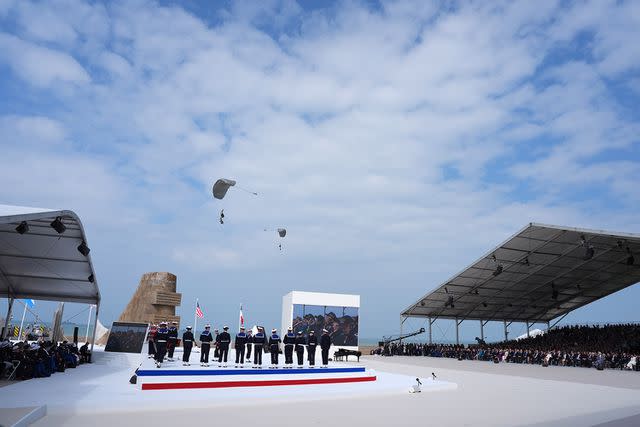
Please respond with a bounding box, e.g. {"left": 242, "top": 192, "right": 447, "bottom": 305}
{"left": 195, "top": 301, "right": 204, "bottom": 319}
{"left": 239, "top": 304, "right": 244, "bottom": 328}
{"left": 24, "top": 299, "right": 35, "bottom": 308}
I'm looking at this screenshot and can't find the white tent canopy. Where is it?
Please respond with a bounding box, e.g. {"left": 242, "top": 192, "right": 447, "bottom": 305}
{"left": 0, "top": 205, "right": 100, "bottom": 304}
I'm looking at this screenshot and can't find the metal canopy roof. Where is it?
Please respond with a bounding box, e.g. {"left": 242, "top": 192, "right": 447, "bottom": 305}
{"left": 0, "top": 205, "right": 100, "bottom": 304}
{"left": 402, "top": 223, "right": 640, "bottom": 323}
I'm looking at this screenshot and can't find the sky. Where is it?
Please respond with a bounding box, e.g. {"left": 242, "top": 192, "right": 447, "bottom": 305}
{"left": 1, "top": 0, "right": 639, "bottom": 342}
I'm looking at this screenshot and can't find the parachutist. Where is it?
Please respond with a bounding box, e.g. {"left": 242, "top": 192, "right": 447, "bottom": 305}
{"left": 279, "top": 244, "right": 282, "bottom": 251}
{"left": 219, "top": 209, "right": 225, "bottom": 224}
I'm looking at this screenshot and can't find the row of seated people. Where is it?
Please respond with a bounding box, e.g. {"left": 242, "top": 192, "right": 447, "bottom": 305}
{"left": 0, "top": 339, "right": 92, "bottom": 380}
{"left": 372, "top": 324, "right": 640, "bottom": 371}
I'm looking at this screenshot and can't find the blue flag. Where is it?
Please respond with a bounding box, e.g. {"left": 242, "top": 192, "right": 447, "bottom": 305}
{"left": 24, "top": 299, "right": 35, "bottom": 308}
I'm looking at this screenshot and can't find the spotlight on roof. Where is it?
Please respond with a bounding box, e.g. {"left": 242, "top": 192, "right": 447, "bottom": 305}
{"left": 492, "top": 264, "right": 503, "bottom": 276}
{"left": 77, "top": 241, "right": 90, "bottom": 257}
{"left": 88, "top": 274, "right": 94, "bottom": 283}
{"left": 482, "top": 302, "right": 488, "bottom": 308}
{"left": 420, "top": 301, "right": 425, "bottom": 307}
{"left": 523, "top": 257, "right": 530, "bottom": 266}
{"left": 583, "top": 244, "right": 595, "bottom": 261}
{"left": 626, "top": 247, "right": 634, "bottom": 266}
{"left": 15, "top": 221, "right": 29, "bottom": 235}
{"left": 444, "top": 287, "right": 449, "bottom": 294}
{"left": 50, "top": 217, "right": 66, "bottom": 234}
{"left": 445, "top": 296, "right": 454, "bottom": 308}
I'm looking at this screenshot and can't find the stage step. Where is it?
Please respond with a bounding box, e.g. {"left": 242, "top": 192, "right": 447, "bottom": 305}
{"left": 136, "top": 365, "right": 377, "bottom": 390}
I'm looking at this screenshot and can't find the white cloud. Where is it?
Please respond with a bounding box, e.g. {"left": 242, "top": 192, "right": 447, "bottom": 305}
{"left": 0, "top": 33, "right": 90, "bottom": 87}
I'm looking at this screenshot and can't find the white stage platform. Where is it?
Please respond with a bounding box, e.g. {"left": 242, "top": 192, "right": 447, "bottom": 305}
{"left": 137, "top": 347, "right": 378, "bottom": 390}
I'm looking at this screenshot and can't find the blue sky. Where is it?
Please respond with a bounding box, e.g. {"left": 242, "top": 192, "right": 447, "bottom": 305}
{"left": 1, "top": 0, "right": 639, "bottom": 342}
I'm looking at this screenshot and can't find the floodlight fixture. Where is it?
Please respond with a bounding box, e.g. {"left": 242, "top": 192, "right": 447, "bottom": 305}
{"left": 88, "top": 274, "right": 95, "bottom": 283}
{"left": 50, "top": 217, "right": 66, "bottom": 234}
{"left": 15, "top": 221, "right": 29, "bottom": 234}
{"left": 77, "top": 241, "right": 90, "bottom": 257}
{"left": 492, "top": 264, "right": 503, "bottom": 276}
{"left": 583, "top": 244, "right": 595, "bottom": 260}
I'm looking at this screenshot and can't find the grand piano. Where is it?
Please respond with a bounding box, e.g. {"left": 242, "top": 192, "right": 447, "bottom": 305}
{"left": 333, "top": 348, "right": 363, "bottom": 362}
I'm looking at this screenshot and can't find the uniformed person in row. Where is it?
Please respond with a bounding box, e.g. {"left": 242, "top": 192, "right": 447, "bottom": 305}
{"left": 320, "top": 328, "right": 332, "bottom": 368}
{"left": 283, "top": 326, "right": 296, "bottom": 368}
{"left": 307, "top": 330, "right": 318, "bottom": 366}
{"left": 213, "top": 328, "right": 220, "bottom": 359}
{"left": 252, "top": 326, "right": 265, "bottom": 368}
{"left": 245, "top": 328, "right": 253, "bottom": 360}
{"left": 148, "top": 323, "right": 157, "bottom": 358}
{"left": 234, "top": 326, "right": 247, "bottom": 367}
{"left": 182, "top": 326, "right": 196, "bottom": 366}
{"left": 200, "top": 324, "right": 213, "bottom": 367}
{"left": 269, "top": 328, "right": 281, "bottom": 368}
{"left": 295, "top": 330, "right": 305, "bottom": 366}
{"left": 217, "top": 325, "right": 231, "bottom": 367}
{"left": 167, "top": 321, "right": 178, "bottom": 361}
{"left": 154, "top": 321, "right": 169, "bottom": 368}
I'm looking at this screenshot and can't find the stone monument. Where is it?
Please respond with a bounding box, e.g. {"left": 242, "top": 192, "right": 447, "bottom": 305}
{"left": 118, "top": 272, "right": 182, "bottom": 326}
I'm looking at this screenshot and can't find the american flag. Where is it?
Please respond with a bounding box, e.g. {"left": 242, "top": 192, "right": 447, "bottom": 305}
{"left": 195, "top": 301, "right": 204, "bottom": 319}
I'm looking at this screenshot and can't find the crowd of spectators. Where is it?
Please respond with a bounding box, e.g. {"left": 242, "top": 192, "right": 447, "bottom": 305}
{"left": 0, "top": 339, "right": 92, "bottom": 381}
{"left": 372, "top": 324, "right": 640, "bottom": 371}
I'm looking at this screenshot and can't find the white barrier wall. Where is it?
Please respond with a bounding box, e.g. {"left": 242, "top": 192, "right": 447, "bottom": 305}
{"left": 281, "top": 291, "right": 360, "bottom": 354}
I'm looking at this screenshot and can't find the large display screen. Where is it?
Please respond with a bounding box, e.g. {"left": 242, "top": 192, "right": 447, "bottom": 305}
{"left": 105, "top": 322, "right": 148, "bottom": 353}
{"left": 292, "top": 304, "right": 358, "bottom": 346}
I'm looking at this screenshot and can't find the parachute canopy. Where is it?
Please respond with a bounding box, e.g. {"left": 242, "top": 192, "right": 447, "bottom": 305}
{"left": 277, "top": 228, "right": 286, "bottom": 238}
{"left": 212, "top": 179, "right": 236, "bottom": 200}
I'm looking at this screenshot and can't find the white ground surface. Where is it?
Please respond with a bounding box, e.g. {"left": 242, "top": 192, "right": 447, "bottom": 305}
{"left": 0, "top": 348, "right": 453, "bottom": 425}
{"left": 1, "top": 350, "right": 639, "bottom": 426}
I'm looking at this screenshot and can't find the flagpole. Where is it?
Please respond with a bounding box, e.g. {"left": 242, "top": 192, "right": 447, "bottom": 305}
{"left": 194, "top": 298, "right": 198, "bottom": 334}
{"left": 18, "top": 301, "right": 27, "bottom": 341}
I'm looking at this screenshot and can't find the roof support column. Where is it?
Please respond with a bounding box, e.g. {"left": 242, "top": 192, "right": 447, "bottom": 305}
{"left": 2, "top": 297, "right": 14, "bottom": 340}
{"left": 455, "top": 318, "right": 460, "bottom": 345}
{"left": 399, "top": 316, "right": 407, "bottom": 345}
{"left": 526, "top": 321, "right": 531, "bottom": 338}
{"left": 480, "top": 320, "right": 484, "bottom": 341}
{"left": 428, "top": 317, "right": 432, "bottom": 344}
{"left": 503, "top": 320, "right": 508, "bottom": 342}
{"left": 90, "top": 302, "right": 100, "bottom": 356}
{"left": 547, "top": 321, "right": 550, "bottom": 331}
